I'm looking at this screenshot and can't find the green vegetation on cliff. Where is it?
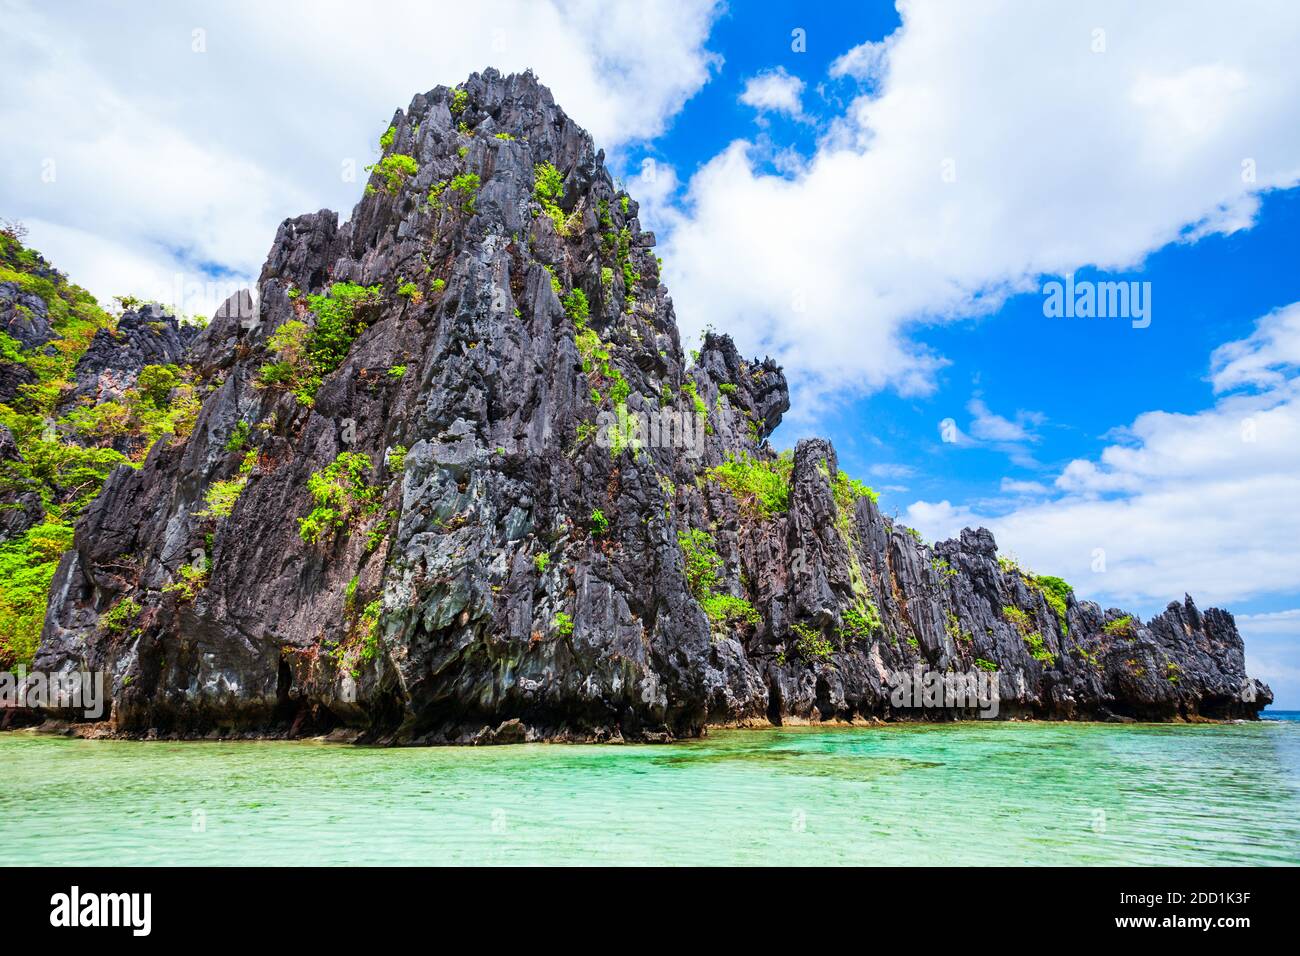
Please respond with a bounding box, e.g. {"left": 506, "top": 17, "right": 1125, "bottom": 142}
{"left": 533, "top": 161, "right": 567, "bottom": 234}
{"left": 259, "top": 282, "right": 382, "bottom": 405}
{"left": 0, "top": 227, "right": 120, "bottom": 667}
{"left": 298, "top": 452, "right": 384, "bottom": 545}
{"left": 677, "top": 527, "right": 760, "bottom": 632}
{"left": 707, "top": 451, "right": 793, "bottom": 518}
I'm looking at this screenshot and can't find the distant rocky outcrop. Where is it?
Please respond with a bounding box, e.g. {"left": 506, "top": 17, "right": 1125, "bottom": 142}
{"left": 31, "top": 70, "right": 1270, "bottom": 741}
{"left": 0, "top": 230, "right": 201, "bottom": 670}
{"left": 61, "top": 304, "right": 198, "bottom": 411}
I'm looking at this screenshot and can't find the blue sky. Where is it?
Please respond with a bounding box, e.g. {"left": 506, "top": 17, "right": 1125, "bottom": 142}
{"left": 4, "top": 0, "right": 1298, "bottom": 705}
{"left": 639, "top": 1, "right": 902, "bottom": 177}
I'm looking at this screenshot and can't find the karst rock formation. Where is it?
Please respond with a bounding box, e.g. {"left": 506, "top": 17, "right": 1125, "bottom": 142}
{"left": 29, "top": 70, "right": 1270, "bottom": 741}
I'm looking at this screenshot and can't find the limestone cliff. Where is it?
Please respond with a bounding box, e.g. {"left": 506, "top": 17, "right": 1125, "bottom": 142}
{"left": 29, "top": 70, "right": 1270, "bottom": 741}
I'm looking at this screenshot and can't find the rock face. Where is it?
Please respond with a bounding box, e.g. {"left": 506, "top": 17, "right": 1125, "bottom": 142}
{"left": 0, "top": 424, "right": 43, "bottom": 543}
{"left": 33, "top": 70, "right": 1271, "bottom": 741}
{"left": 1, "top": 276, "right": 58, "bottom": 350}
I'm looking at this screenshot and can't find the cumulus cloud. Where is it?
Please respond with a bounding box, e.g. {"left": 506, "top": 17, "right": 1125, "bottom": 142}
{"left": 738, "top": 67, "right": 806, "bottom": 118}
{"left": 904, "top": 303, "right": 1300, "bottom": 613}
{"left": 0, "top": 0, "right": 723, "bottom": 315}
{"left": 661, "top": 0, "right": 1300, "bottom": 415}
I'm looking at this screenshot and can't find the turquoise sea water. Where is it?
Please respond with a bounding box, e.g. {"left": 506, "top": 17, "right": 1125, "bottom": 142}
{"left": 2, "top": 717, "right": 1297, "bottom": 865}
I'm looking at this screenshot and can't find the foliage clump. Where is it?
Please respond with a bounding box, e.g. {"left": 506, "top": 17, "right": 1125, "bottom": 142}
{"left": 61, "top": 361, "right": 199, "bottom": 458}
{"left": 100, "top": 597, "right": 140, "bottom": 635}
{"left": 164, "top": 557, "right": 210, "bottom": 602}
{"left": 1004, "top": 605, "right": 1055, "bottom": 664}
{"left": 196, "top": 450, "right": 257, "bottom": 520}
{"left": 791, "top": 621, "right": 834, "bottom": 660}
{"left": 613, "top": 226, "right": 641, "bottom": 311}
{"left": 707, "top": 451, "right": 792, "bottom": 519}
{"left": 298, "top": 452, "right": 383, "bottom": 544}
{"left": 1103, "top": 614, "right": 1136, "bottom": 638}
{"left": 0, "top": 233, "right": 205, "bottom": 660}
{"left": 839, "top": 602, "right": 882, "bottom": 641}
{"left": 0, "top": 231, "right": 123, "bottom": 665}
{"left": 1031, "top": 574, "right": 1072, "bottom": 635}
{"left": 1002, "top": 605, "right": 1031, "bottom": 632}
{"left": 258, "top": 282, "right": 382, "bottom": 405}
{"left": 1022, "top": 630, "right": 1055, "bottom": 665}
{"left": 831, "top": 470, "right": 879, "bottom": 512}
{"left": 944, "top": 609, "right": 973, "bottom": 645}
{"left": 448, "top": 172, "right": 481, "bottom": 214}
{"left": 680, "top": 380, "right": 707, "bottom": 420}
{"left": 562, "top": 288, "right": 589, "bottom": 325}
{"left": 677, "top": 528, "right": 760, "bottom": 632}
{"left": 533, "top": 162, "right": 567, "bottom": 234}
{"left": 331, "top": 588, "right": 384, "bottom": 677}
{"left": 366, "top": 154, "right": 418, "bottom": 195}
{"left": 224, "top": 420, "right": 251, "bottom": 453}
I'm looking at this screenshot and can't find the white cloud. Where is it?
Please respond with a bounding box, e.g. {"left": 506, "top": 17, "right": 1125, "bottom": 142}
{"left": 18, "top": 219, "right": 255, "bottom": 322}
{"left": 929, "top": 397, "right": 1044, "bottom": 468}
{"left": 0, "top": 0, "right": 724, "bottom": 314}
{"left": 1238, "top": 609, "right": 1300, "bottom": 634}
{"left": 660, "top": 0, "right": 1300, "bottom": 414}
{"left": 967, "top": 397, "right": 1040, "bottom": 443}
{"left": 869, "top": 463, "right": 916, "bottom": 479}
{"left": 905, "top": 499, "right": 978, "bottom": 540}
{"left": 623, "top": 159, "right": 682, "bottom": 239}
{"left": 1000, "top": 478, "right": 1050, "bottom": 496}
{"left": 829, "top": 37, "right": 893, "bottom": 86}
{"left": 1210, "top": 301, "right": 1300, "bottom": 392}
{"left": 738, "top": 67, "right": 805, "bottom": 118}
{"left": 905, "top": 303, "right": 1300, "bottom": 613}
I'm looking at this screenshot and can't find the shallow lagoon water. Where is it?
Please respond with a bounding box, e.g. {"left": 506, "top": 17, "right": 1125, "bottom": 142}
{"left": 2, "top": 718, "right": 1297, "bottom": 865}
